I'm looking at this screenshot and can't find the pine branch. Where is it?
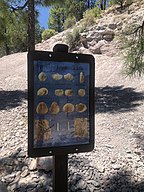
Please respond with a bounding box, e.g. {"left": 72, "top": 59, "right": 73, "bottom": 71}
{"left": 124, "top": 21, "right": 144, "bottom": 37}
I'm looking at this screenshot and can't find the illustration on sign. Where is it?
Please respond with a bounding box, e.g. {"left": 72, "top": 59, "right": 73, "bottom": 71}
{"left": 33, "top": 61, "right": 90, "bottom": 148}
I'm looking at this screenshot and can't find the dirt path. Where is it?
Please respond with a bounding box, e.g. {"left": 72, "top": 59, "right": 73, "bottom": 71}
{"left": 0, "top": 52, "right": 144, "bottom": 191}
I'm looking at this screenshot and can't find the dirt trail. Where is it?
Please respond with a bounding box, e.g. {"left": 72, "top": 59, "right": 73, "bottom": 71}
{"left": 0, "top": 52, "right": 144, "bottom": 191}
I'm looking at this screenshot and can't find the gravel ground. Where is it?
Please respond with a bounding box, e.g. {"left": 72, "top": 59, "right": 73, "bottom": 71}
{"left": 0, "top": 52, "right": 144, "bottom": 192}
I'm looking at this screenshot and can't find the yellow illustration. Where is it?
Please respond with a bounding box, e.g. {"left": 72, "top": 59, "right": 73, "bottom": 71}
{"left": 52, "top": 73, "right": 63, "bottom": 80}
{"left": 64, "top": 73, "right": 74, "bottom": 81}
{"left": 38, "top": 72, "right": 47, "bottom": 81}
{"left": 80, "top": 72, "right": 85, "bottom": 83}
{"left": 63, "top": 103, "right": 74, "bottom": 113}
{"left": 76, "top": 103, "right": 87, "bottom": 113}
{"left": 49, "top": 102, "right": 60, "bottom": 114}
{"left": 74, "top": 118, "right": 89, "bottom": 138}
{"left": 36, "top": 102, "right": 48, "bottom": 114}
{"left": 78, "top": 89, "right": 86, "bottom": 97}
{"left": 34, "top": 120, "right": 52, "bottom": 141}
{"left": 65, "top": 89, "right": 73, "bottom": 96}
{"left": 37, "top": 88, "right": 48, "bottom": 96}
{"left": 55, "top": 89, "right": 64, "bottom": 96}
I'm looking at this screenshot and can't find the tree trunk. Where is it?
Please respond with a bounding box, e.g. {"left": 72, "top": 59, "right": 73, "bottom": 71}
{"left": 28, "top": 0, "right": 35, "bottom": 52}
{"left": 100, "top": 0, "right": 104, "bottom": 10}
{"left": 87, "top": 0, "right": 90, "bottom": 8}
{"left": 4, "top": 28, "right": 10, "bottom": 55}
{"left": 104, "top": 0, "right": 107, "bottom": 10}
{"left": 5, "top": 42, "right": 10, "bottom": 55}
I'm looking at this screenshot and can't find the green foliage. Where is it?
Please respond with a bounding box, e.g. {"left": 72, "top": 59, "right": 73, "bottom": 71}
{"left": 63, "top": 16, "right": 76, "bottom": 30}
{"left": 83, "top": 5, "right": 101, "bottom": 27}
{"left": 48, "top": 0, "right": 86, "bottom": 32}
{"left": 48, "top": 5, "right": 64, "bottom": 32}
{"left": 0, "top": 0, "right": 43, "bottom": 56}
{"left": 65, "top": 28, "right": 80, "bottom": 51}
{"left": 109, "top": 0, "right": 133, "bottom": 8}
{"left": 63, "top": 0, "right": 85, "bottom": 21}
{"left": 42, "top": 29, "right": 57, "bottom": 41}
{"left": 83, "top": 9, "right": 96, "bottom": 26}
{"left": 109, "top": 0, "right": 125, "bottom": 8}
{"left": 120, "top": 23, "right": 144, "bottom": 76}
{"left": 123, "top": 36, "right": 144, "bottom": 76}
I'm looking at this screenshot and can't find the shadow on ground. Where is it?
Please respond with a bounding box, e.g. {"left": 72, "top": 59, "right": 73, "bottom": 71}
{"left": 0, "top": 149, "right": 52, "bottom": 192}
{"left": 1, "top": 151, "right": 144, "bottom": 192}
{"left": 134, "top": 133, "right": 144, "bottom": 152}
{"left": 102, "top": 169, "right": 144, "bottom": 192}
{"left": 0, "top": 90, "right": 27, "bottom": 110}
{"left": 95, "top": 85, "right": 144, "bottom": 113}
{"left": 68, "top": 155, "right": 144, "bottom": 191}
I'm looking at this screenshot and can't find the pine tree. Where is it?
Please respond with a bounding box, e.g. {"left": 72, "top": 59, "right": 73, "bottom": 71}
{"left": 122, "top": 22, "right": 144, "bottom": 76}
{"left": 48, "top": 5, "right": 64, "bottom": 32}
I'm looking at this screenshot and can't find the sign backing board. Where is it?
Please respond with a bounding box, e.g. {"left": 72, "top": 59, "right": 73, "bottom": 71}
{"left": 28, "top": 50, "right": 95, "bottom": 157}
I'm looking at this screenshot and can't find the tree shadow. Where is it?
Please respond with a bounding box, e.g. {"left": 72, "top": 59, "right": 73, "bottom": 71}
{"left": 1, "top": 151, "right": 144, "bottom": 191}
{"left": 0, "top": 90, "right": 27, "bottom": 110}
{"left": 95, "top": 86, "right": 144, "bottom": 113}
{"left": 102, "top": 169, "right": 144, "bottom": 192}
{"left": 133, "top": 133, "right": 144, "bottom": 152}
{"left": 0, "top": 149, "right": 53, "bottom": 192}
{"left": 68, "top": 156, "right": 144, "bottom": 191}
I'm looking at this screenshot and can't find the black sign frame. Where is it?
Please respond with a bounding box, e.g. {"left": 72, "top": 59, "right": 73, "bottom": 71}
{"left": 28, "top": 50, "right": 95, "bottom": 157}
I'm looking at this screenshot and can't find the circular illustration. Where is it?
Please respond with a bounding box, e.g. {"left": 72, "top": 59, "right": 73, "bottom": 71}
{"left": 37, "top": 88, "right": 48, "bottom": 96}
{"left": 63, "top": 103, "right": 74, "bottom": 113}
{"left": 49, "top": 102, "right": 60, "bottom": 114}
{"left": 38, "top": 72, "right": 47, "bottom": 81}
{"left": 52, "top": 73, "right": 63, "bottom": 80}
{"left": 36, "top": 102, "right": 48, "bottom": 114}
{"left": 76, "top": 103, "right": 87, "bottom": 113}
{"left": 55, "top": 89, "right": 64, "bottom": 96}
{"left": 64, "top": 73, "right": 74, "bottom": 81}
{"left": 78, "top": 89, "right": 86, "bottom": 97}
{"left": 65, "top": 89, "right": 74, "bottom": 96}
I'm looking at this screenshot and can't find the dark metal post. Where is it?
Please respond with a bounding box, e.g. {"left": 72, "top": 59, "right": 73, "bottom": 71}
{"left": 28, "top": 0, "right": 35, "bottom": 52}
{"left": 53, "top": 155, "right": 68, "bottom": 192}
{"left": 53, "top": 44, "right": 69, "bottom": 192}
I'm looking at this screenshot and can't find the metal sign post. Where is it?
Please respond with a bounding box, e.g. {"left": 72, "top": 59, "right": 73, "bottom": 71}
{"left": 53, "top": 154, "right": 68, "bottom": 192}
{"left": 28, "top": 44, "right": 95, "bottom": 192}
{"left": 53, "top": 44, "right": 69, "bottom": 192}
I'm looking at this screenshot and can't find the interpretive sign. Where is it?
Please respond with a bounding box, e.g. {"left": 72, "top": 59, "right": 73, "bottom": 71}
{"left": 28, "top": 50, "right": 95, "bottom": 157}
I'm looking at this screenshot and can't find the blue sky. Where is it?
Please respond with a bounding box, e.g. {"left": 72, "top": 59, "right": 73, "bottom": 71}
{"left": 37, "top": 6, "right": 50, "bottom": 29}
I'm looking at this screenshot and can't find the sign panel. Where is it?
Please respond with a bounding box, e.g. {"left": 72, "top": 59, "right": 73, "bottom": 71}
{"left": 28, "top": 50, "right": 95, "bottom": 157}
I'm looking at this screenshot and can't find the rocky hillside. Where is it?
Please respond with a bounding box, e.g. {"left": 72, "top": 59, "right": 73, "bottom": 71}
{"left": 0, "top": 1, "right": 144, "bottom": 192}
{"left": 36, "top": 0, "right": 144, "bottom": 56}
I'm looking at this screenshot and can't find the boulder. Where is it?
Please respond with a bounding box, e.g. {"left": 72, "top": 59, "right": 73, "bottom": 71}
{"left": 80, "top": 35, "right": 88, "bottom": 48}
{"left": 103, "top": 34, "right": 115, "bottom": 41}
{"left": 108, "top": 23, "right": 117, "bottom": 30}
{"left": 36, "top": 157, "right": 53, "bottom": 172}
{"left": 79, "top": 47, "right": 91, "bottom": 54}
{"left": 89, "top": 40, "right": 107, "bottom": 54}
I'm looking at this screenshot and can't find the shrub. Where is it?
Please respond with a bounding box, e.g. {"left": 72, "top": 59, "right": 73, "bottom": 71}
{"left": 41, "top": 29, "right": 57, "bottom": 41}
{"left": 109, "top": 0, "right": 125, "bottom": 8}
{"left": 109, "top": 0, "right": 133, "bottom": 8}
{"left": 63, "top": 16, "right": 76, "bottom": 30}
{"left": 65, "top": 28, "right": 80, "bottom": 51}
{"left": 83, "top": 6, "right": 101, "bottom": 27}
{"left": 83, "top": 9, "right": 96, "bottom": 27}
